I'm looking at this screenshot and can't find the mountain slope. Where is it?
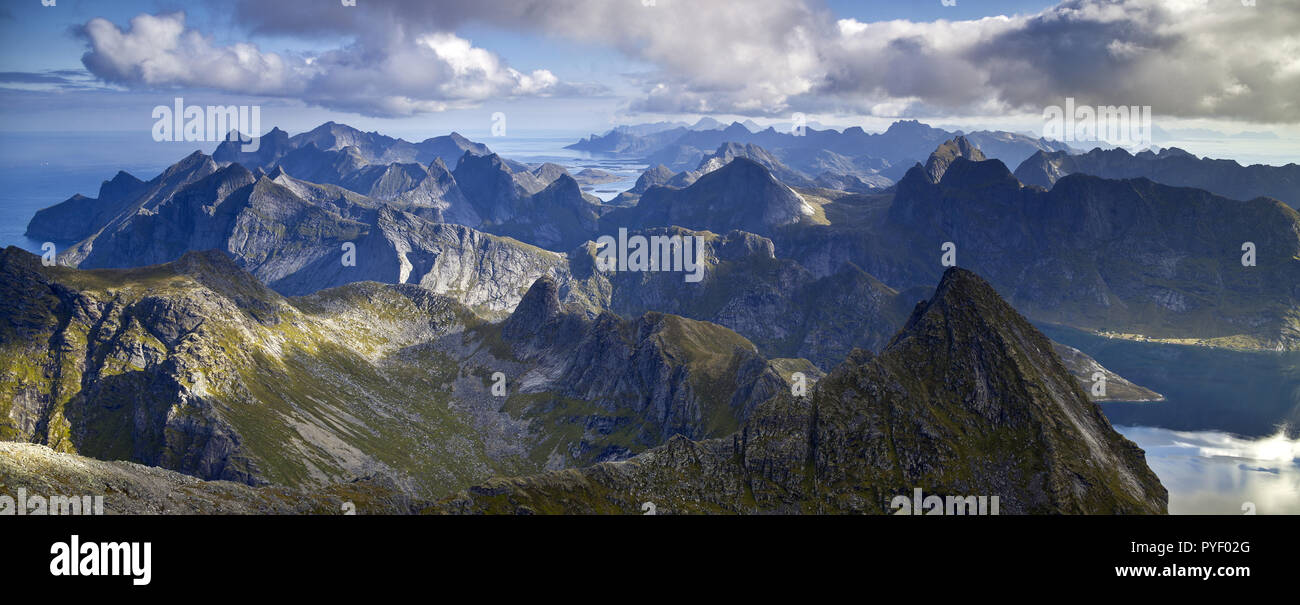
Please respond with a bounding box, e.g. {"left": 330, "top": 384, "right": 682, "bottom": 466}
{"left": 39, "top": 155, "right": 565, "bottom": 310}
{"left": 432, "top": 268, "right": 1168, "bottom": 514}
{"left": 27, "top": 151, "right": 218, "bottom": 245}
{"left": 884, "top": 158, "right": 1300, "bottom": 349}
{"left": 0, "top": 442, "right": 418, "bottom": 514}
{"left": 776, "top": 142, "right": 1300, "bottom": 352}
{"left": 601, "top": 158, "right": 815, "bottom": 237}
{"left": 0, "top": 248, "right": 799, "bottom": 497}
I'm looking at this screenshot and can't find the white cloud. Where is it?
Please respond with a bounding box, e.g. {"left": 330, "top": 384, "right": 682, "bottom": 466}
{"left": 82, "top": 0, "right": 1300, "bottom": 122}
{"left": 77, "top": 12, "right": 571, "bottom": 117}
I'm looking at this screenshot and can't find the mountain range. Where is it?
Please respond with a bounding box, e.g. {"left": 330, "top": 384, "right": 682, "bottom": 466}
{"left": 1014, "top": 146, "right": 1300, "bottom": 208}
{"left": 0, "top": 249, "right": 1166, "bottom": 513}
{"left": 569, "top": 119, "right": 1074, "bottom": 188}
{"left": 0, "top": 247, "right": 798, "bottom": 496}
{"left": 434, "top": 269, "right": 1167, "bottom": 514}
{"left": 23, "top": 120, "right": 1296, "bottom": 514}
{"left": 27, "top": 124, "right": 1300, "bottom": 356}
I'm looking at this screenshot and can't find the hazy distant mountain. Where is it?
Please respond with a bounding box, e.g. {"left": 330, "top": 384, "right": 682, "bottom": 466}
{"left": 601, "top": 157, "right": 816, "bottom": 237}
{"left": 1015, "top": 147, "right": 1300, "bottom": 208}
{"left": 434, "top": 269, "right": 1168, "bottom": 514}
{"left": 691, "top": 117, "right": 725, "bottom": 131}
{"left": 567, "top": 126, "right": 696, "bottom": 156}
{"left": 213, "top": 122, "right": 492, "bottom": 171}
{"left": 569, "top": 119, "right": 1072, "bottom": 179}
{"left": 27, "top": 151, "right": 217, "bottom": 244}
{"left": 692, "top": 142, "right": 814, "bottom": 186}
{"left": 623, "top": 141, "right": 891, "bottom": 195}
{"left": 26, "top": 171, "right": 147, "bottom": 242}
{"left": 1151, "top": 125, "right": 1281, "bottom": 141}
{"left": 529, "top": 162, "right": 570, "bottom": 185}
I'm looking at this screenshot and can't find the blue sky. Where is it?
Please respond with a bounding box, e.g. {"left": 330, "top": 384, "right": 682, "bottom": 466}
{"left": 0, "top": 0, "right": 1296, "bottom": 163}
{"left": 824, "top": 0, "right": 1058, "bottom": 20}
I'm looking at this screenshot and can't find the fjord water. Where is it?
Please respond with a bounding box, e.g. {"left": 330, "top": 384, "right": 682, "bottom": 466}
{"left": 480, "top": 134, "right": 647, "bottom": 201}
{"left": 3, "top": 130, "right": 1295, "bottom": 513}
{"left": 1043, "top": 325, "right": 1300, "bottom": 514}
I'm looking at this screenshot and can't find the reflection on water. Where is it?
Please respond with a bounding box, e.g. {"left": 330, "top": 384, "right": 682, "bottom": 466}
{"left": 1117, "top": 426, "right": 1300, "bottom": 515}
{"left": 1040, "top": 325, "right": 1300, "bottom": 437}
{"left": 1042, "top": 325, "right": 1300, "bottom": 514}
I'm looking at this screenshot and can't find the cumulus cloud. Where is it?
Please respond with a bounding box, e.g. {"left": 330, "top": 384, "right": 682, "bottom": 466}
{"left": 238, "top": 0, "right": 1300, "bottom": 122}
{"left": 83, "top": 0, "right": 1300, "bottom": 122}
{"left": 75, "top": 12, "right": 574, "bottom": 117}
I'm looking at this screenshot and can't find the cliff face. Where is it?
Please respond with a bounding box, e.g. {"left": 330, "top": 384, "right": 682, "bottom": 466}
{"left": 433, "top": 269, "right": 1168, "bottom": 514}
{"left": 47, "top": 159, "right": 567, "bottom": 313}
{"left": 0, "top": 248, "right": 799, "bottom": 498}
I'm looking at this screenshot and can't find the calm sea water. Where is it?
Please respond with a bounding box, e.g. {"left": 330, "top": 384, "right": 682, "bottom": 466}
{"left": 3, "top": 131, "right": 1295, "bottom": 514}
{"left": 0, "top": 131, "right": 207, "bottom": 253}
{"left": 1043, "top": 325, "right": 1300, "bottom": 514}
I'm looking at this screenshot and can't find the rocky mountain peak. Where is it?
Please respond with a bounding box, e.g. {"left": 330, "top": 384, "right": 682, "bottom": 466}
{"left": 924, "top": 136, "right": 988, "bottom": 182}
{"left": 501, "top": 275, "right": 564, "bottom": 341}
{"left": 427, "top": 156, "right": 453, "bottom": 176}
{"left": 99, "top": 170, "right": 145, "bottom": 200}
{"left": 631, "top": 164, "right": 675, "bottom": 194}
{"left": 432, "top": 266, "right": 1168, "bottom": 514}
{"left": 892, "top": 267, "right": 1017, "bottom": 345}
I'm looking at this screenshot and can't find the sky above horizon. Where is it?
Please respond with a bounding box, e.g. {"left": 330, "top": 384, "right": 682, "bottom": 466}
{"left": 0, "top": 0, "right": 1297, "bottom": 161}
